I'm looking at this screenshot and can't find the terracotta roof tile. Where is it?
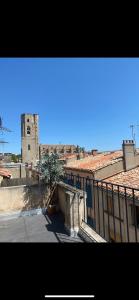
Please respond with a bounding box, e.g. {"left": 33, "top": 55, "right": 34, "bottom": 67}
{"left": 59, "top": 153, "right": 77, "bottom": 160}
{"left": 59, "top": 153, "right": 90, "bottom": 161}
{"left": 65, "top": 151, "right": 123, "bottom": 172}
{"left": 103, "top": 167, "right": 139, "bottom": 198}
{"left": 0, "top": 167, "right": 12, "bottom": 178}
{"left": 106, "top": 167, "right": 139, "bottom": 189}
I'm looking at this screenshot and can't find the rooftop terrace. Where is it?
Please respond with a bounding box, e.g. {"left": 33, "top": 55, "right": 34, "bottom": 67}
{"left": 0, "top": 209, "right": 83, "bottom": 243}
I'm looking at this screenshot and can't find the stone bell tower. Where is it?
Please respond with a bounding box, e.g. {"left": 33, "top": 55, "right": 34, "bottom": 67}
{"left": 21, "top": 113, "right": 39, "bottom": 165}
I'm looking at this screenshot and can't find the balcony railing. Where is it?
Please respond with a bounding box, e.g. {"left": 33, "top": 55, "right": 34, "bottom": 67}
{"left": 63, "top": 173, "right": 139, "bottom": 242}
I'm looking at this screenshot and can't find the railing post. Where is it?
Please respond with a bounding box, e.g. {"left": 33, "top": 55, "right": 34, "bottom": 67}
{"left": 62, "top": 172, "right": 139, "bottom": 243}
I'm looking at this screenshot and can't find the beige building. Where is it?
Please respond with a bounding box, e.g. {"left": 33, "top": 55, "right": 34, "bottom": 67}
{"left": 103, "top": 166, "right": 139, "bottom": 242}
{"left": 64, "top": 140, "right": 139, "bottom": 242}
{"left": 21, "top": 113, "right": 77, "bottom": 165}
{"left": 64, "top": 140, "right": 139, "bottom": 180}
{"left": 21, "top": 113, "right": 39, "bottom": 164}
{"left": 39, "top": 144, "right": 77, "bottom": 158}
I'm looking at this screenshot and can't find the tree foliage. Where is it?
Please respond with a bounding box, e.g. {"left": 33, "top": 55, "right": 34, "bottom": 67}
{"left": 76, "top": 145, "right": 85, "bottom": 153}
{"left": 11, "top": 154, "right": 18, "bottom": 163}
{"left": 38, "top": 153, "right": 64, "bottom": 187}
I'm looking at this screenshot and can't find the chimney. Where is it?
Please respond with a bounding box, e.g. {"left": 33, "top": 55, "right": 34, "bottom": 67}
{"left": 91, "top": 149, "right": 98, "bottom": 156}
{"left": 122, "top": 140, "right": 136, "bottom": 171}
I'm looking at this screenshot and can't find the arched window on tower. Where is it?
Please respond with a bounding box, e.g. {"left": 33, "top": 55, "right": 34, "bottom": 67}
{"left": 27, "top": 126, "right": 31, "bottom": 135}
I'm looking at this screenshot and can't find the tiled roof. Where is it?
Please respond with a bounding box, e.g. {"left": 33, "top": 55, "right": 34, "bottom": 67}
{"left": 65, "top": 151, "right": 123, "bottom": 172}
{"left": 105, "top": 167, "right": 139, "bottom": 190}
{"left": 0, "top": 167, "right": 12, "bottom": 178}
{"left": 59, "top": 153, "right": 89, "bottom": 161}
{"left": 101, "top": 167, "right": 139, "bottom": 198}
{"left": 59, "top": 153, "right": 77, "bottom": 160}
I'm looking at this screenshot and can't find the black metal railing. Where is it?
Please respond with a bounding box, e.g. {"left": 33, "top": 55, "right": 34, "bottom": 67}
{"left": 63, "top": 173, "right": 139, "bottom": 242}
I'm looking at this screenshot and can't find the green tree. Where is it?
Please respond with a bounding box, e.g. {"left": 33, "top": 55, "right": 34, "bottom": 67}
{"left": 38, "top": 153, "right": 64, "bottom": 188}
{"left": 11, "top": 154, "right": 18, "bottom": 163}
{"left": 76, "top": 145, "right": 85, "bottom": 153}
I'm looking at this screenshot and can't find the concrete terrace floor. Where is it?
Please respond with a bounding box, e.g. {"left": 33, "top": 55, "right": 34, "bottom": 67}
{"left": 0, "top": 210, "right": 83, "bottom": 243}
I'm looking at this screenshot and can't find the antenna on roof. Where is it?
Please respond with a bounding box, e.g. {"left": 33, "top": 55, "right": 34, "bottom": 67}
{"left": 0, "top": 116, "right": 12, "bottom": 133}
{"left": 0, "top": 115, "right": 12, "bottom": 156}
{"left": 130, "top": 124, "right": 136, "bottom": 143}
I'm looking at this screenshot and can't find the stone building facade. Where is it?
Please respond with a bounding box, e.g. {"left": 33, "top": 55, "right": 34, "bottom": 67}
{"left": 64, "top": 140, "right": 139, "bottom": 242}
{"left": 21, "top": 113, "right": 77, "bottom": 164}
{"left": 39, "top": 144, "right": 77, "bottom": 158}
{"left": 21, "top": 114, "right": 39, "bottom": 164}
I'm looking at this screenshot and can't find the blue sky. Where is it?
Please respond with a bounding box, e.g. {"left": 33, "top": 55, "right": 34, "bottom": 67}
{"left": 0, "top": 58, "right": 139, "bottom": 154}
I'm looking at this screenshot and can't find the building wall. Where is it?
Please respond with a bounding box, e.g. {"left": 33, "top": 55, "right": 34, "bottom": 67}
{"left": 65, "top": 160, "right": 124, "bottom": 181}
{"left": 64, "top": 168, "right": 94, "bottom": 181}
{"left": 64, "top": 166, "right": 139, "bottom": 242}
{"left": 0, "top": 184, "right": 48, "bottom": 213}
{"left": 3, "top": 164, "right": 26, "bottom": 179}
{"left": 1, "top": 177, "right": 38, "bottom": 187}
{"left": 0, "top": 176, "right": 3, "bottom": 185}
{"left": 94, "top": 160, "right": 124, "bottom": 180}
{"left": 21, "top": 114, "right": 39, "bottom": 164}
{"left": 88, "top": 185, "right": 139, "bottom": 242}
{"left": 40, "top": 144, "right": 76, "bottom": 158}
{"left": 57, "top": 182, "right": 87, "bottom": 236}
{"left": 135, "top": 153, "right": 139, "bottom": 166}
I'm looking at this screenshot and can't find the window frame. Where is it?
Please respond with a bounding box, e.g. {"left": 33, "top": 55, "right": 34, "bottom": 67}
{"left": 27, "top": 126, "right": 31, "bottom": 135}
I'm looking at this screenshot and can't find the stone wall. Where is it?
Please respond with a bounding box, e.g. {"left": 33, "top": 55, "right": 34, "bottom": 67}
{"left": 3, "top": 164, "right": 26, "bottom": 179}
{"left": 57, "top": 181, "right": 87, "bottom": 237}
{"left": 1, "top": 177, "right": 38, "bottom": 187}
{"left": 0, "top": 184, "right": 48, "bottom": 213}
{"left": 21, "top": 114, "right": 39, "bottom": 164}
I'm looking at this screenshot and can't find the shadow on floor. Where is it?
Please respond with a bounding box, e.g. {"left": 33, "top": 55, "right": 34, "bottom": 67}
{"left": 43, "top": 211, "right": 68, "bottom": 242}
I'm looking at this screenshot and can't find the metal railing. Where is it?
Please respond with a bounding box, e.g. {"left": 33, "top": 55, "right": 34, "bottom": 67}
{"left": 63, "top": 173, "right": 139, "bottom": 242}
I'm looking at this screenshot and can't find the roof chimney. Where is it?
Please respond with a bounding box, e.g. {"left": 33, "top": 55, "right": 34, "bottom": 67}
{"left": 91, "top": 149, "right": 98, "bottom": 156}
{"left": 122, "top": 140, "right": 136, "bottom": 171}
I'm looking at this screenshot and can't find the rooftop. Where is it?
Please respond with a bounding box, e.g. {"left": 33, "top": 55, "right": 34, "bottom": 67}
{"left": 59, "top": 153, "right": 77, "bottom": 160}
{"left": 0, "top": 210, "right": 83, "bottom": 243}
{"left": 65, "top": 150, "right": 123, "bottom": 172}
{"left": 40, "top": 144, "right": 76, "bottom": 147}
{"left": 0, "top": 167, "right": 12, "bottom": 178}
{"left": 105, "top": 166, "right": 139, "bottom": 190}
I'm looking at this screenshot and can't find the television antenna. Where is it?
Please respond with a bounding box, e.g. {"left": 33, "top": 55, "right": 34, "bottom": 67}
{"left": 0, "top": 116, "right": 12, "bottom": 156}
{"left": 0, "top": 116, "right": 12, "bottom": 133}
{"left": 130, "top": 124, "right": 136, "bottom": 142}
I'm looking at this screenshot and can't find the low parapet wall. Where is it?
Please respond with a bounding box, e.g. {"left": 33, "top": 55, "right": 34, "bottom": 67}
{"left": 0, "top": 184, "right": 48, "bottom": 213}
{"left": 57, "top": 181, "right": 87, "bottom": 237}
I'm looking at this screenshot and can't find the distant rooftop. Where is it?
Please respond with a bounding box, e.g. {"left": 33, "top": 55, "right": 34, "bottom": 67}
{"left": 106, "top": 166, "right": 139, "bottom": 190}
{"left": 0, "top": 167, "right": 12, "bottom": 178}
{"left": 65, "top": 150, "right": 123, "bottom": 172}
{"left": 40, "top": 144, "right": 76, "bottom": 147}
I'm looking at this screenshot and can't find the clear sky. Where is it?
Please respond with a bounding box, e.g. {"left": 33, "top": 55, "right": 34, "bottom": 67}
{"left": 0, "top": 58, "right": 139, "bottom": 154}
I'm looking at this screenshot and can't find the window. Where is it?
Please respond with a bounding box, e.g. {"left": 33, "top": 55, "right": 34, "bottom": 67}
{"left": 28, "top": 144, "right": 31, "bottom": 151}
{"left": 27, "top": 119, "right": 29, "bottom": 122}
{"left": 27, "top": 126, "right": 31, "bottom": 135}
